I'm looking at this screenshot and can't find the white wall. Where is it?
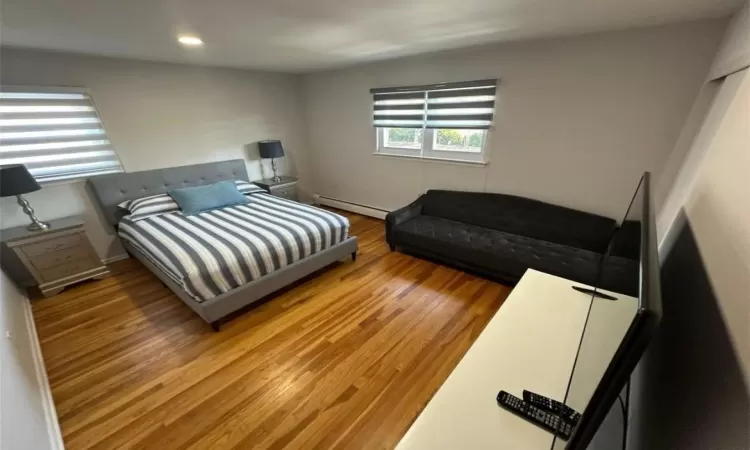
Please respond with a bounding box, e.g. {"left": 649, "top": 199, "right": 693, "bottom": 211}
{"left": 652, "top": 82, "right": 722, "bottom": 228}
{"left": 659, "top": 67, "right": 750, "bottom": 374}
{"left": 709, "top": 1, "right": 750, "bottom": 80}
{"left": 632, "top": 6, "right": 750, "bottom": 446}
{"left": 0, "top": 49, "right": 309, "bottom": 259}
{"left": 657, "top": 3, "right": 749, "bottom": 241}
{"left": 302, "top": 19, "right": 727, "bottom": 219}
{"left": 0, "top": 272, "right": 62, "bottom": 450}
{"left": 631, "top": 67, "right": 750, "bottom": 450}
{"left": 656, "top": 78, "right": 735, "bottom": 243}
{"left": 679, "top": 69, "right": 750, "bottom": 376}
{"left": 658, "top": 2, "right": 750, "bottom": 245}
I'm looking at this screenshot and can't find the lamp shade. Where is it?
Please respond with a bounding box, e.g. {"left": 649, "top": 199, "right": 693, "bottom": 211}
{"left": 258, "top": 140, "right": 284, "bottom": 159}
{"left": 0, "top": 165, "right": 41, "bottom": 197}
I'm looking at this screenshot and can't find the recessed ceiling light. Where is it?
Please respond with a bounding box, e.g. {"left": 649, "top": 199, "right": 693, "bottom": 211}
{"left": 178, "top": 35, "right": 203, "bottom": 46}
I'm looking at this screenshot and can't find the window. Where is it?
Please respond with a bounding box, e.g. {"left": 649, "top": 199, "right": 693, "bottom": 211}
{"left": 371, "top": 79, "right": 496, "bottom": 163}
{"left": 377, "top": 128, "right": 488, "bottom": 162}
{"left": 0, "top": 88, "right": 123, "bottom": 183}
{"left": 381, "top": 127, "right": 423, "bottom": 150}
{"left": 433, "top": 129, "right": 484, "bottom": 152}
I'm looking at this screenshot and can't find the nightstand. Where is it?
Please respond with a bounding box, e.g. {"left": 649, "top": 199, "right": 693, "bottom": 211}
{"left": 253, "top": 176, "right": 299, "bottom": 201}
{"left": 0, "top": 217, "right": 109, "bottom": 297}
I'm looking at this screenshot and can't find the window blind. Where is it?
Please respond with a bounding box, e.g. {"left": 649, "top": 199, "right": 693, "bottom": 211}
{"left": 0, "top": 90, "right": 123, "bottom": 183}
{"left": 370, "top": 79, "right": 497, "bottom": 129}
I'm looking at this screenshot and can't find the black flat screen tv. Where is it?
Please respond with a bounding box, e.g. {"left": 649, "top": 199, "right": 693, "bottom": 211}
{"left": 560, "top": 172, "right": 663, "bottom": 450}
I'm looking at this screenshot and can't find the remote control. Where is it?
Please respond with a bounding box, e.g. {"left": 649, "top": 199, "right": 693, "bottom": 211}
{"left": 523, "top": 390, "right": 582, "bottom": 425}
{"left": 496, "top": 391, "right": 573, "bottom": 440}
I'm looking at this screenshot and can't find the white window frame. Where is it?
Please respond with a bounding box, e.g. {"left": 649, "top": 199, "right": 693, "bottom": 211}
{"left": 376, "top": 127, "right": 489, "bottom": 164}
{"left": 376, "top": 127, "right": 423, "bottom": 157}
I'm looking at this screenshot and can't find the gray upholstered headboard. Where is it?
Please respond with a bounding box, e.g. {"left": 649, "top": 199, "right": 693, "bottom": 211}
{"left": 87, "top": 159, "right": 250, "bottom": 227}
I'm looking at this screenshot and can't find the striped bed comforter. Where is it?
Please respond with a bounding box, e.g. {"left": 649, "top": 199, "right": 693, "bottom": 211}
{"left": 118, "top": 193, "right": 349, "bottom": 302}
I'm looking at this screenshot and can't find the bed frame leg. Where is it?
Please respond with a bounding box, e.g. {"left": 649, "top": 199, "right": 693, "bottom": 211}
{"left": 351, "top": 251, "right": 357, "bottom": 262}
{"left": 210, "top": 321, "right": 220, "bottom": 332}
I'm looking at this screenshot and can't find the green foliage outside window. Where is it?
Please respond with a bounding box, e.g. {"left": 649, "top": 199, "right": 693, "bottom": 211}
{"left": 387, "top": 128, "right": 421, "bottom": 143}
{"left": 436, "top": 129, "right": 464, "bottom": 146}
{"left": 468, "top": 132, "right": 482, "bottom": 148}
{"left": 436, "top": 129, "right": 483, "bottom": 149}
{"left": 384, "top": 128, "right": 483, "bottom": 151}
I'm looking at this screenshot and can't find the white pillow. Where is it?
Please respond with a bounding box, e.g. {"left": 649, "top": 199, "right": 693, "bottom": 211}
{"left": 118, "top": 194, "right": 179, "bottom": 221}
{"left": 236, "top": 180, "right": 266, "bottom": 195}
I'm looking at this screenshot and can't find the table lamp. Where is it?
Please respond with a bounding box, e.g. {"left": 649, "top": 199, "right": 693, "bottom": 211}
{"left": 0, "top": 164, "right": 50, "bottom": 231}
{"left": 258, "top": 140, "right": 284, "bottom": 182}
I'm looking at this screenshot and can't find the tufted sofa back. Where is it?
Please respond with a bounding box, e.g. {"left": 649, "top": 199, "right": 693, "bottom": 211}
{"left": 420, "top": 190, "right": 616, "bottom": 253}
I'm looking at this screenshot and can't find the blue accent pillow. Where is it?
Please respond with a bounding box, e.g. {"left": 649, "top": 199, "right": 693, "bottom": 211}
{"left": 168, "top": 180, "right": 249, "bottom": 216}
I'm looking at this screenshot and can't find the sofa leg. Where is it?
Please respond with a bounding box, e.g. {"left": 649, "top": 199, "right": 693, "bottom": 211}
{"left": 210, "top": 321, "right": 220, "bottom": 332}
{"left": 389, "top": 244, "right": 395, "bottom": 251}
{"left": 351, "top": 251, "right": 357, "bottom": 261}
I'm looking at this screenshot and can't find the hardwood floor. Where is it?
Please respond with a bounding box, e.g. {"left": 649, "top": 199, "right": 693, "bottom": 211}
{"left": 32, "top": 211, "right": 511, "bottom": 450}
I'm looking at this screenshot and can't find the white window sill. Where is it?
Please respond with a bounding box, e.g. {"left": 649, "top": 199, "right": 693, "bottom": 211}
{"left": 373, "top": 152, "right": 488, "bottom": 167}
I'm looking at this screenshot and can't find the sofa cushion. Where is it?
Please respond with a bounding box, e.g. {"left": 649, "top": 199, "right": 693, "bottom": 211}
{"left": 419, "top": 190, "right": 615, "bottom": 253}
{"left": 393, "top": 215, "right": 604, "bottom": 285}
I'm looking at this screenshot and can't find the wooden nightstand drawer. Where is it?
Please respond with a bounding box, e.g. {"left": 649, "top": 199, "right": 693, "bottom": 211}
{"left": 1, "top": 217, "right": 110, "bottom": 297}
{"left": 21, "top": 233, "right": 83, "bottom": 257}
{"left": 254, "top": 176, "right": 299, "bottom": 202}
{"left": 29, "top": 246, "right": 92, "bottom": 271}
{"left": 39, "top": 259, "right": 100, "bottom": 283}
{"left": 273, "top": 186, "right": 298, "bottom": 201}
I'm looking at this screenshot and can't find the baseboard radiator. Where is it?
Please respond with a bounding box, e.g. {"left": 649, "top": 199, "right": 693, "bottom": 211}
{"left": 314, "top": 195, "right": 389, "bottom": 220}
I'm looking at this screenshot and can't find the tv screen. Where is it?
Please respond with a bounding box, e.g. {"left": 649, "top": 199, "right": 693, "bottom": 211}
{"left": 552, "top": 172, "right": 662, "bottom": 450}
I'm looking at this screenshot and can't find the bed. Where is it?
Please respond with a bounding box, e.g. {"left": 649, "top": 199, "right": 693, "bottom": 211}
{"left": 87, "top": 159, "right": 358, "bottom": 330}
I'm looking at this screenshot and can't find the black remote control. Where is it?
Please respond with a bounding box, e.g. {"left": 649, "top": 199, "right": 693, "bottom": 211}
{"left": 496, "top": 391, "right": 573, "bottom": 440}
{"left": 523, "top": 390, "right": 582, "bottom": 425}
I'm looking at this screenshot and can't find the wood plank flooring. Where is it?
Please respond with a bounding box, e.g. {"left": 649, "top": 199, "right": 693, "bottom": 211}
{"left": 32, "top": 211, "right": 511, "bottom": 450}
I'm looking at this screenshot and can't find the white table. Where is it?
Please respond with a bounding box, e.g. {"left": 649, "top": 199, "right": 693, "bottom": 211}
{"left": 396, "top": 269, "right": 637, "bottom": 450}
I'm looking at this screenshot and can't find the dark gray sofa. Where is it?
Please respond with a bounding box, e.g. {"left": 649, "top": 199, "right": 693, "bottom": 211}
{"left": 386, "top": 190, "right": 638, "bottom": 293}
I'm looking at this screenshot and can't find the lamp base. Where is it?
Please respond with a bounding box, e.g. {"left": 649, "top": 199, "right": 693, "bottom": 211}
{"left": 16, "top": 195, "right": 50, "bottom": 232}
{"left": 271, "top": 158, "right": 281, "bottom": 182}
{"left": 27, "top": 221, "right": 50, "bottom": 232}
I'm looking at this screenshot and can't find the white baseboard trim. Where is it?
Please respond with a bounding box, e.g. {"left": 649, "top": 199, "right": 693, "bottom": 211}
{"left": 315, "top": 195, "right": 389, "bottom": 220}
{"left": 103, "top": 253, "right": 130, "bottom": 264}
{"left": 23, "top": 296, "right": 65, "bottom": 450}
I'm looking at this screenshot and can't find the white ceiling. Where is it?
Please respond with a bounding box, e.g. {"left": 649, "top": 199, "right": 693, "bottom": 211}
{"left": 1, "top": 0, "right": 741, "bottom": 73}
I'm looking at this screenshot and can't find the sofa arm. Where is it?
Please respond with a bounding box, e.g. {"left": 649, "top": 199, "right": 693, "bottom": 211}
{"left": 385, "top": 197, "right": 423, "bottom": 247}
